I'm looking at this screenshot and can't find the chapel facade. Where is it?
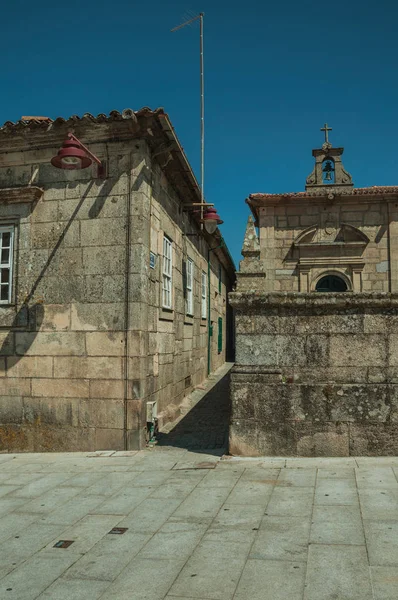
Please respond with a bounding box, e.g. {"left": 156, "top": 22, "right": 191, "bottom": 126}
{"left": 230, "top": 125, "right": 398, "bottom": 456}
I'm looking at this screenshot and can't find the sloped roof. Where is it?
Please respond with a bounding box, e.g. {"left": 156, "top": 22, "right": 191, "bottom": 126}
{"left": 0, "top": 107, "right": 164, "bottom": 131}
{"left": 249, "top": 186, "right": 398, "bottom": 200}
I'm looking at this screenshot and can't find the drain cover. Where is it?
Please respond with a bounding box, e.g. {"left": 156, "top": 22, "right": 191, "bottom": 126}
{"left": 108, "top": 527, "right": 128, "bottom": 535}
{"left": 53, "top": 540, "right": 74, "bottom": 549}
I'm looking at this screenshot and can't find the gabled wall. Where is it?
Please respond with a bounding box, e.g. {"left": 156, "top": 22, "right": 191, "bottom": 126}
{"left": 255, "top": 196, "right": 390, "bottom": 293}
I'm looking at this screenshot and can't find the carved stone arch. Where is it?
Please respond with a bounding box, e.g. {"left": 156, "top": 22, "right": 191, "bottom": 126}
{"left": 311, "top": 269, "right": 352, "bottom": 292}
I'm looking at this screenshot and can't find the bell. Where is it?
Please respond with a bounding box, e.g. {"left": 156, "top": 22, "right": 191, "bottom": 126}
{"left": 325, "top": 171, "right": 332, "bottom": 181}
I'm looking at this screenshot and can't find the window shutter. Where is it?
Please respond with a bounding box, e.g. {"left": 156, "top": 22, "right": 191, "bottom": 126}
{"left": 218, "top": 317, "right": 223, "bottom": 354}
{"left": 182, "top": 260, "right": 187, "bottom": 298}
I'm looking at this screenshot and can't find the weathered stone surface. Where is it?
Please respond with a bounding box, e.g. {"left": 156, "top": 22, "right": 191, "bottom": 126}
{"left": 0, "top": 121, "right": 235, "bottom": 453}
{"left": 5, "top": 356, "right": 53, "bottom": 378}
{"left": 85, "top": 331, "right": 125, "bottom": 356}
{"left": 15, "top": 331, "right": 86, "bottom": 356}
{"left": 330, "top": 334, "right": 387, "bottom": 367}
{"left": 31, "top": 378, "right": 90, "bottom": 398}
{"left": 231, "top": 293, "right": 398, "bottom": 456}
{"left": 90, "top": 380, "right": 124, "bottom": 399}
{"left": 53, "top": 356, "right": 122, "bottom": 379}
{"left": 80, "top": 218, "right": 126, "bottom": 246}
{"left": 40, "top": 304, "right": 71, "bottom": 331}
{"left": 71, "top": 303, "right": 125, "bottom": 331}
{"left": 349, "top": 423, "right": 398, "bottom": 455}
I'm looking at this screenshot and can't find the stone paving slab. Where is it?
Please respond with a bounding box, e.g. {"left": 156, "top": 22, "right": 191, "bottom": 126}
{"left": 314, "top": 477, "right": 359, "bottom": 505}
{"left": 310, "top": 505, "right": 365, "bottom": 545}
{"left": 304, "top": 544, "right": 374, "bottom": 600}
{"left": 370, "top": 566, "right": 398, "bottom": 600}
{"left": 358, "top": 488, "right": 398, "bottom": 520}
{"left": 364, "top": 519, "right": 398, "bottom": 566}
{"left": 0, "top": 450, "right": 398, "bottom": 599}
{"left": 251, "top": 515, "right": 311, "bottom": 562}
{"left": 168, "top": 540, "right": 247, "bottom": 600}
{"left": 63, "top": 531, "right": 151, "bottom": 582}
{"left": 36, "top": 577, "right": 110, "bottom": 600}
{"left": 234, "top": 558, "right": 306, "bottom": 600}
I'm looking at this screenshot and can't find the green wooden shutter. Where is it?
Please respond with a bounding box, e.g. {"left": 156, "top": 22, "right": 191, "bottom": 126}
{"left": 218, "top": 317, "right": 223, "bottom": 354}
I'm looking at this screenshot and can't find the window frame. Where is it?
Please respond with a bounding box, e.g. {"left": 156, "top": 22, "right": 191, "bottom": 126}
{"left": 0, "top": 225, "right": 14, "bottom": 305}
{"left": 201, "top": 271, "right": 207, "bottom": 319}
{"left": 162, "top": 235, "right": 173, "bottom": 309}
{"left": 186, "top": 257, "right": 194, "bottom": 316}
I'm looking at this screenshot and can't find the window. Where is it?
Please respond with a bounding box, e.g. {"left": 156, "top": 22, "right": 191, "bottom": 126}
{"left": 316, "top": 274, "right": 347, "bottom": 292}
{"left": 218, "top": 263, "right": 222, "bottom": 293}
{"left": 162, "top": 236, "right": 173, "bottom": 309}
{"left": 201, "top": 271, "right": 207, "bottom": 319}
{"left": 186, "top": 258, "right": 194, "bottom": 315}
{"left": 218, "top": 317, "right": 223, "bottom": 354}
{"left": 0, "top": 227, "right": 14, "bottom": 304}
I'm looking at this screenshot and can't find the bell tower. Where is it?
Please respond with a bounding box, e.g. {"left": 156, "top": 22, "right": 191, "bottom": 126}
{"left": 305, "top": 123, "right": 354, "bottom": 192}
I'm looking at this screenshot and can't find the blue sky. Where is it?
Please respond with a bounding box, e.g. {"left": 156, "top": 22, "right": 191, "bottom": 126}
{"left": 1, "top": 0, "right": 397, "bottom": 264}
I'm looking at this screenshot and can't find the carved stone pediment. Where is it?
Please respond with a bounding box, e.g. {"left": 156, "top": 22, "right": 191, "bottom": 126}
{"left": 294, "top": 224, "right": 369, "bottom": 248}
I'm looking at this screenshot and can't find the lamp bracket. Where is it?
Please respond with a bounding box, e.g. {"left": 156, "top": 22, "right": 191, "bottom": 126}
{"left": 68, "top": 133, "right": 107, "bottom": 179}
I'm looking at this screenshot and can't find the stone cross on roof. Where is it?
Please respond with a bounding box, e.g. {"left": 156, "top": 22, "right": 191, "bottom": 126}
{"left": 321, "top": 123, "right": 332, "bottom": 145}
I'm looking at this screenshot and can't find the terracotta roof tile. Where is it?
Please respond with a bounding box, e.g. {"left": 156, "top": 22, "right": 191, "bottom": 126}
{"left": 0, "top": 107, "right": 165, "bottom": 131}
{"left": 249, "top": 186, "right": 398, "bottom": 200}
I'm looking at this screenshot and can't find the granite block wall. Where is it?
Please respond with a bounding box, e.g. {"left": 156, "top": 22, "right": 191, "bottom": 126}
{"left": 0, "top": 132, "right": 234, "bottom": 452}
{"left": 229, "top": 293, "right": 398, "bottom": 457}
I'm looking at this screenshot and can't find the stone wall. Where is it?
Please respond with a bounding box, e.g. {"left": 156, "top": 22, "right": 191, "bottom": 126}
{"left": 0, "top": 139, "right": 133, "bottom": 452}
{"left": 133, "top": 149, "right": 233, "bottom": 434}
{"left": 0, "top": 132, "right": 234, "bottom": 452}
{"left": 229, "top": 292, "right": 398, "bottom": 457}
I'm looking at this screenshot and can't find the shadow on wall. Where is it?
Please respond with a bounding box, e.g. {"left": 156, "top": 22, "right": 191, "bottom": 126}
{"left": 0, "top": 303, "right": 44, "bottom": 372}
{"left": 156, "top": 374, "right": 231, "bottom": 456}
{"left": 0, "top": 154, "right": 152, "bottom": 367}
{"left": 0, "top": 180, "right": 100, "bottom": 368}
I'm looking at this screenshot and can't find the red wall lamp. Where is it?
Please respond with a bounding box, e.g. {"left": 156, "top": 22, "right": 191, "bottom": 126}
{"left": 51, "top": 133, "right": 106, "bottom": 179}
{"left": 202, "top": 206, "right": 223, "bottom": 234}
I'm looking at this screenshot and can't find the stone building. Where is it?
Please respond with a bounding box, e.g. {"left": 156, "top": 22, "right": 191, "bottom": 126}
{"left": 0, "top": 108, "right": 235, "bottom": 452}
{"left": 230, "top": 125, "right": 398, "bottom": 456}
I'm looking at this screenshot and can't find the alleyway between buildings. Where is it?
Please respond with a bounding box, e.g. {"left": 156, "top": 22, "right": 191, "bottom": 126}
{"left": 0, "top": 445, "right": 397, "bottom": 599}
{"left": 157, "top": 362, "right": 233, "bottom": 454}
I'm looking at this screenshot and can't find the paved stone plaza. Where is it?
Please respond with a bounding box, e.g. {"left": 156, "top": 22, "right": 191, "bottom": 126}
{"left": 0, "top": 449, "right": 397, "bottom": 600}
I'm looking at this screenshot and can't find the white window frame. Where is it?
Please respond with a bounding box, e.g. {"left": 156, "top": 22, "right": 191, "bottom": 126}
{"left": 162, "top": 236, "right": 173, "bottom": 309}
{"left": 201, "top": 271, "right": 207, "bottom": 319}
{"left": 186, "top": 258, "right": 194, "bottom": 315}
{"left": 0, "top": 226, "right": 14, "bottom": 305}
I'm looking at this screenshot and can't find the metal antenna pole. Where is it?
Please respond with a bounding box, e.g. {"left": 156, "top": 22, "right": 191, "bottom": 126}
{"left": 199, "top": 13, "right": 204, "bottom": 230}
{"left": 172, "top": 12, "right": 205, "bottom": 230}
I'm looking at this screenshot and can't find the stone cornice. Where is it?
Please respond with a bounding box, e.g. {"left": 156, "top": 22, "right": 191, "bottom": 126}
{"left": 0, "top": 186, "right": 43, "bottom": 203}
{"left": 229, "top": 291, "right": 398, "bottom": 310}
